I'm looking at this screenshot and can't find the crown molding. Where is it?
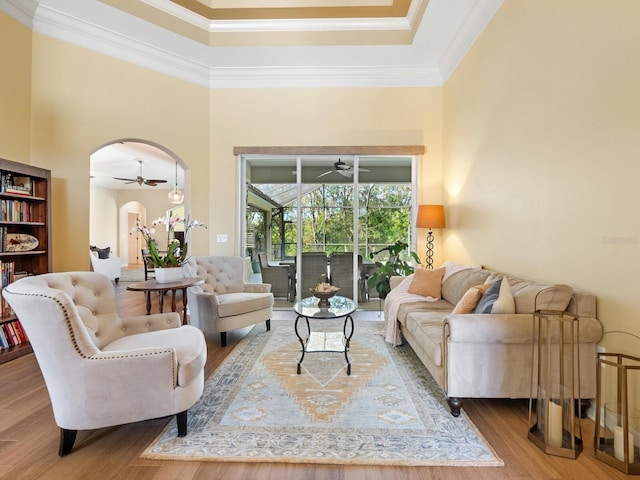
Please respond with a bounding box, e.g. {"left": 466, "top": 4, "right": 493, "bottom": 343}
{"left": 0, "top": 0, "right": 499, "bottom": 89}
{"left": 438, "top": 0, "right": 503, "bottom": 82}
{"left": 32, "top": 2, "right": 211, "bottom": 86}
{"left": 209, "top": 64, "right": 442, "bottom": 89}
{"left": 0, "top": 0, "right": 37, "bottom": 28}
{"left": 141, "top": 0, "right": 426, "bottom": 33}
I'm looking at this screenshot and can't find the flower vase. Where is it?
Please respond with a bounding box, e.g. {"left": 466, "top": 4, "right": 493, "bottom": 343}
{"left": 155, "top": 266, "right": 185, "bottom": 283}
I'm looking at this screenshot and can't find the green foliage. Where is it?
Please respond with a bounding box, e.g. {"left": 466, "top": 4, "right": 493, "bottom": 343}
{"left": 367, "top": 240, "right": 421, "bottom": 298}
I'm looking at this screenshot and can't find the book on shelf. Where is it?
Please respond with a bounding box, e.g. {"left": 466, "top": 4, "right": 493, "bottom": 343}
{"left": 3, "top": 320, "right": 28, "bottom": 348}
{"left": 0, "top": 199, "right": 32, "bottom": 222}
{"left": 1, "top": 173, "right": 33, "bottom": 196}
{"left": 0, "top": 261, "right": 15, "bottom": 317}
{"left": 0, "top": 326, "right": 8, "bottom": 349}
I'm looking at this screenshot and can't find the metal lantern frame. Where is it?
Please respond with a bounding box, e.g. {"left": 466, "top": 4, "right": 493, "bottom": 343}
{"left": 528, "top": 309, "right": 583, "bottom": 459}
{"left": 595, "top": 352, "right": 640, "bottom": 474}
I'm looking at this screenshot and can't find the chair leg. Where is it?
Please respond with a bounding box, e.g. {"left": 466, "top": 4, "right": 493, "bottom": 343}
{"left": 220, "top": 331, "right": 227, "bottom": 347}
{"left": 266, "top": 319, "right": 271, "bottom": 331}
{"left": 59, "top": 428, "right": 77, "bottom": 456}
{"left": 176, "top": 411, "right": 188, "bottom": 437}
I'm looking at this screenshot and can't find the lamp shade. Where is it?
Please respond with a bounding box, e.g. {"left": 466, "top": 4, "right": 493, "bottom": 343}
{"left": 416, "top": 205, "right": 446, "bottom": 229}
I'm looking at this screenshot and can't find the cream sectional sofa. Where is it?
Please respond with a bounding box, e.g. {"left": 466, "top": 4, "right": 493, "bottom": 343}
{"left": 387, "top": 264, "right": 603, "bottom": 416}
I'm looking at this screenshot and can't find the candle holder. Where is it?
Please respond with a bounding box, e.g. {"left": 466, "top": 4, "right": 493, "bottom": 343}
{"left": 528, "top": 309, "right": 583, "bottom": 459}
{"left": 595, "top": 353, "right": 640, "bottom": 474}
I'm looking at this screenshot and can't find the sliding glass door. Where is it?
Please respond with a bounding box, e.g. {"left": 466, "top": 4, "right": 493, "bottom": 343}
{"left": 240, "top": 153, "right": 417, "bottom": 306}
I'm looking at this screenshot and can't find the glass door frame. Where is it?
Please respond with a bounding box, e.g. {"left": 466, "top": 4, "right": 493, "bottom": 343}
{"left": 239, "top": 153, "right": 420, "bottom": 305}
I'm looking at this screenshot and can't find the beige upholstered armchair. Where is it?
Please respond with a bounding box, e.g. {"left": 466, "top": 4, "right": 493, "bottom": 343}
{"left": 186, "top": 256, "right": 274, "bottom": 347}
{"left": 1, "top": 272, "right": 206, "bottom": 456}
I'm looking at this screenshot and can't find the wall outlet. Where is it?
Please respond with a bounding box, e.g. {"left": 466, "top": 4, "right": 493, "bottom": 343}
{"left": 216, "top": 234, "right": 228, "bottom": 243}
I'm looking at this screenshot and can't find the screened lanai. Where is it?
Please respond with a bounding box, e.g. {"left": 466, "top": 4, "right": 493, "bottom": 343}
{"left": 238, "top": 148, "right": 424, "bottom": 305}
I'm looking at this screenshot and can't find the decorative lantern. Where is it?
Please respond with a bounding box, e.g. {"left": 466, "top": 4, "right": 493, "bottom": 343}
{"left": 595, "top": 352, "right": 640, "bottom": 474}
{"left": 528, "top": 309, "right": 583, "bottom": 459}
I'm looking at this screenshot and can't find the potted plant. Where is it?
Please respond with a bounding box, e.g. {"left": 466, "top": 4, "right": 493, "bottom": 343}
{"left": 132, "top": 215, "right": 206, "bottom": 282}
{"left": 367, "top": 240, "right": 421, "bottom": 299}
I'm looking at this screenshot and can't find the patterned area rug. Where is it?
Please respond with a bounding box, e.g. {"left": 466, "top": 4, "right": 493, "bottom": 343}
{"left": 141, "top": 319, "right": 503, "bottom": 466}
{"left": 118, "top": 268, "right": 145, "bottom": 282}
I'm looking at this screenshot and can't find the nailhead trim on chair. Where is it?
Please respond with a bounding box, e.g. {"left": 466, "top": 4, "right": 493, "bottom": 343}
{"left": 3, "top": 287, "right": 178, "bottom": 384}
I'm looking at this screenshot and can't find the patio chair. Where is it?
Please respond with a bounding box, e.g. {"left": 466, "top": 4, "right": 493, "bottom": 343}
{"left": 328, "top": 252, "right": 364, "bottom": 300}
{"left": 298, "top": 252, "right": 328, "bottom": 297}
{"left": 258, "top": 252, "right": 294, "bottom": 301}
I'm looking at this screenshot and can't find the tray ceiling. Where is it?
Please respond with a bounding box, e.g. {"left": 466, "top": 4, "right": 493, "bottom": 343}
{"left": 1, "top": 0, "right": 503, "bottom": 87}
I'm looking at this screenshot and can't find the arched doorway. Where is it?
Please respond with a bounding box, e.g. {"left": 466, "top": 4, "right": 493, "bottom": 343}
{"left": 89, "top": 140, "right": 188, "bottom": 270}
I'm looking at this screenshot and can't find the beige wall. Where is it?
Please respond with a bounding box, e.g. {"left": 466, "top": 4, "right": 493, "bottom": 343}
{"left": 0, "top": 13, "right": 31, "bottom": 162}
{"left": 443, "top": 0, "right": 640, "bottom": 354}
{"left": 28, "top": 34, "right": 211, "bottom": 272}
{"left": 209, "top": 87, "right": 443, "bottom": 259}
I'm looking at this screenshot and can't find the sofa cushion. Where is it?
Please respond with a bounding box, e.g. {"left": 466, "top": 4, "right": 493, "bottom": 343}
{"left": 408, "top": 267, "right": 445, "bottom": 298}
{"left": 216, "top": 292, "right": 273, "bottom": 318}
{"left": 103, "top": 325, "right": 206, "bottom": 387}
{"left": 506, "top": 276, "right": 573, "bottom": 313}
{"left": 402, "top": 311, "right": 446, "bottom": 367}
{"left": 474, "top": 279, "right": 502, "bottom": 314}
{"left": 491, "top": 276, "right": 516, "bottom": 314}
{"left": 451, "top": 283, "right": 491, "bottom": 314}
{"left": 396, "top": 299, "right": 453, "bottom": 325}
{"left": 441, "top": 268, "right": 492, "bottom": 306}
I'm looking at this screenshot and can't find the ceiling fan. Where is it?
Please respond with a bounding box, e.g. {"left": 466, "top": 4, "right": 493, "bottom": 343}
{"left": 316, "top": 159, "right": 371, "bottom": 178}
{"left": 113, "top": 159, "right": 167, "bottom": 186}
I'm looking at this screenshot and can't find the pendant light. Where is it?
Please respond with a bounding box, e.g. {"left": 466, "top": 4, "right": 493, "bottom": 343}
{"left": 168, "top": 161, "right": 184, "bottom": 204}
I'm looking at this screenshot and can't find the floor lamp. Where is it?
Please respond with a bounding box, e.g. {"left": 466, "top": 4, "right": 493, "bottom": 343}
{"left": 416, "top": 205, "right": 446, "bottom": 269}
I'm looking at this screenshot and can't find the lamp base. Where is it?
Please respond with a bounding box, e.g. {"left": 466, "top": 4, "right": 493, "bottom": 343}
{"left": 425, "top": 229, "right": 434, "bottom": 269}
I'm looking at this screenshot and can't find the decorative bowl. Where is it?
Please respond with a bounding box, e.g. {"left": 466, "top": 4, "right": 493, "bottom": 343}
{"left": 309, "top": 287, "right": 340, "bottom": 308}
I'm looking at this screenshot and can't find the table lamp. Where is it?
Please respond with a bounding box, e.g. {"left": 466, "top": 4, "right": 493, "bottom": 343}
{"left": 415, "top": 204, "right": 446, "bottom": 269}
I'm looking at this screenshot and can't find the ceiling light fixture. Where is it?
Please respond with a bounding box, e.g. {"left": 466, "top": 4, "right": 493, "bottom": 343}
{"left": 168, "top": 161, "right": 184, "bottom": 204}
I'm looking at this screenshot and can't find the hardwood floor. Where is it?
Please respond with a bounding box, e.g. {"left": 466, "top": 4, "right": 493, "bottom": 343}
{"left": 0, "top": 282, "right": 629, "bottom": 480}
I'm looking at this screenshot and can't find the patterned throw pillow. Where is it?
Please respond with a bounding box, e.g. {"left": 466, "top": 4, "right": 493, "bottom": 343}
{"left": 407, "top": 266, "right": 445, "bottom": 299}
{"left": 451, "top": 283, "right": 492, "bottom": 314}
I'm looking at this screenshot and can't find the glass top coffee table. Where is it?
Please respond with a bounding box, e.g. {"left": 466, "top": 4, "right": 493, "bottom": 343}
{"left": 293, "top": 295, "right": 356, "bottom": 376}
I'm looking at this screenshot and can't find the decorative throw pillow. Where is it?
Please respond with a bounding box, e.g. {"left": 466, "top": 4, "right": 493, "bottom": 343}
{"left": 451, "top": 283, "right": 492, "bottom": 314}
{"left": 90, "top": 245, "right": 111, "bottom": 259}
{"left": 407, "top": 267, "right": 445, "bottom": 298}
{"left": 474, "top": 278, "right": 502, "bottom": 314}
{"left": 491, "top": 276, "right": 516, "bottom": 314}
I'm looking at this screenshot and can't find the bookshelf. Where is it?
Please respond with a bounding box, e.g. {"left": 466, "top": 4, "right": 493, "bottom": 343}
{"left": 0, "top": 158, "right": 51, "bottom": 363}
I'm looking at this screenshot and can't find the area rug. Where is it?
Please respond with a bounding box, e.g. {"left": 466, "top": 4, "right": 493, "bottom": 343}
{"left": 118, "top": 268, "right": 145, "bottom": 282}
{"left": 141, "top": 319, "right": 503, "bottom": 466}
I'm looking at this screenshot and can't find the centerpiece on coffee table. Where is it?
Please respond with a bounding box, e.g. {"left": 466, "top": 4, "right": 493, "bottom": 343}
{"left": 309, "top": 275, "right": 339, "bottom": 307}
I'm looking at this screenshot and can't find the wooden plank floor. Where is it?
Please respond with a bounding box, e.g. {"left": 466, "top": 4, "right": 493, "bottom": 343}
{"left": 0, "top": 282, "right": 629, "bottom": 480}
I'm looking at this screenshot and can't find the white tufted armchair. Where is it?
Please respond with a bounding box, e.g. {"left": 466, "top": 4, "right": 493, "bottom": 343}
{"left": 1, "top": 272, "right": 206, "bottom": 456}
{"left": 185, "top": 256, "right": 274, "bottom": 346}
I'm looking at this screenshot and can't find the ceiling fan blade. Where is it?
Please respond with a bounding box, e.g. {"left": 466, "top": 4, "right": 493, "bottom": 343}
{"left": 317, "top": 170, "right": 334, "bottom": 178}
{"left": 357, "top": 167, "right": 371, "bottom": 173}
{"left": 144, "top": 179, "right": 167, "bottom": 185}
{"left": 113, "top": 177, "right": 136, "bottom": 182}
